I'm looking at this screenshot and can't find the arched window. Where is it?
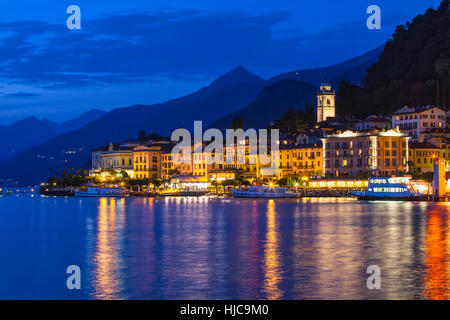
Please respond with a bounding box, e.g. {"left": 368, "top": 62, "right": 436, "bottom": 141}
{"left": 327, "top": 98, "right": 330, "bottom": 105}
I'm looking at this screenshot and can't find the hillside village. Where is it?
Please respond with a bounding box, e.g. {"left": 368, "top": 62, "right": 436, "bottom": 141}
{"left": 80, "top": 82, "right": 448, "bottom": 193}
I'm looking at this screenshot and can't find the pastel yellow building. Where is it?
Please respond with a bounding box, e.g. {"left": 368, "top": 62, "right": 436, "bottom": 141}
{"left": 161, "top": 151, "right": 177, "bottom": 180}
{"left": 100, "top": 142, "right": 134, "bottom": 171}
{"left": 408, "top": 141, "right": 445, "bottom": 174}
{"left": 133, "top": 145, "right": 162, "bottom": 179}
{"left": 276, "top": 143, "right": 323, "bottom": 178}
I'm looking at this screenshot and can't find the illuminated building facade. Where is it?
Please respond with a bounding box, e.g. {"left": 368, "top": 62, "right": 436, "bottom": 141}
{"left": 276, "top": 143, "right": 323, "bottom": 178}
{"left": 322, "top": 129, "right": 410, "bottom": 178}
{"left": 392, "top": 106, "right": 446, "bottom": 141}
{"left": 99, "top": 143, "right": 134, "bottom": 171}
{"left": 133, "top": 145, "right": 162, "bottom": 179}
{"left": 408, "top": 142, "right": 445, "bottom": 174}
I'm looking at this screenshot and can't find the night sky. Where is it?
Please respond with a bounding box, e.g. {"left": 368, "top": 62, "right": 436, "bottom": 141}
{"left": 0, "top": 0, "right": 442, "bottom": 124}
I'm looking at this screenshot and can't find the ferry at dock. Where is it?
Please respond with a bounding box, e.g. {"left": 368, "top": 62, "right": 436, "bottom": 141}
{"left": 353, "top": 176, "right": 428, "bottom": 201}
{"left": 233, "top": 186, "right": 297, "bottom": 198}
{"left": 74, "top": 186, "right": 129, "bottom": 197}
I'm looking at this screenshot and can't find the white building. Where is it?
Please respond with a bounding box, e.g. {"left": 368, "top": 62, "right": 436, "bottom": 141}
{"left": 392, "top": 106, "right": 446, "bottom": 142}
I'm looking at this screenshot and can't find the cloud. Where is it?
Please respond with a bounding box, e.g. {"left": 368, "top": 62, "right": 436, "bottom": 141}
{"left": 3, "top": 91, "right": 41, "bottom": 98}
{"left": 0, "top": 8, "right": 386, "bottom": 89}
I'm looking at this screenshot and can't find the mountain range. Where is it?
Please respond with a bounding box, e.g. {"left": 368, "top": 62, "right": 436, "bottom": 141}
{"left": 268, "top": 46, "right": 383, "bottom": 86}
{"left": 0, "top": 109, "right": 106, "bottom": 162}
{"left": 0, "top": 46, "right": 381, "bottom": 185}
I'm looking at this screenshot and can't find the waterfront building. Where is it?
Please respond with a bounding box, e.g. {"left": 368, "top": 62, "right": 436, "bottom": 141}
{"left": 276, "top": 143, "right": 323, "bottom": 178}
{"left": 408, "top": 142, "right": 445, "bottom": 174}
{"left": 161, "top": 150, "right": 177, "bottom": 180}
{"left": 100, "top": 142, "right": 134, "bottom": 171}
{"left": 322, "top": 129, "right": 409, "bottom": 178}
{"left": 133, "top": 145, "right": 162, "bottom": 179}
{"left": 168, "top": 175, "right": 210, "bottom": 191}
{"left": 316, "top": 82, "right": 335, "bottom": 123}
{"left": 208, "top": 170, "right": 236, "bottom": 181}
{"left": 223, "top": 139, "right": 261, "bottom": 179}
{"left": 91, "top": 145, "right": 111, "bottom": 171}
{"left": 392, "top": 106, "right": 446, "bottom": 141}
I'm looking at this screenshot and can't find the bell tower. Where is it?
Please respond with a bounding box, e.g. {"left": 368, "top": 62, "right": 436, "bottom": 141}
{"left": 317, "top": 82, "right": 335, "bottom": 123}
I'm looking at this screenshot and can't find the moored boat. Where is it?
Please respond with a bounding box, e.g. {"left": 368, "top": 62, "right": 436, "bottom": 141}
{"left": 74, "top": 186, "right": 129, "bottom": 197}
{"left": 353, "top": 176, "right": 428, "bottom": 201}
{"left": 233, "top": 186, "right": 297, "bottom": 198}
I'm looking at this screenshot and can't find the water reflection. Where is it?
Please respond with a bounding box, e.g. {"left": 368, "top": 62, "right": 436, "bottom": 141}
{"left": 4, "top": 196, "right": 450, "bottom": 299}
{"left": 93, "top": 198, "right": 124, "bottom": 299}
{"left": 84, "top": 198, "right": 450, "bottom": 299}
{"left": 263, "top": 200, "right": 282, "bottom": 299}
{"left": 424, "top": 206, "right": 449, "bottom": 299}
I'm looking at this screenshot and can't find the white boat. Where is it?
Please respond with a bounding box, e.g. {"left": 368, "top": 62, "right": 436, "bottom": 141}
{"left": 352, "top": 176, "right": 428, "bottom": 201}
{"left": 233, "top": 186, "right": 298, "bottom": 198}
{"left": 74, "top": 186, "right": 129, "bottom": 197}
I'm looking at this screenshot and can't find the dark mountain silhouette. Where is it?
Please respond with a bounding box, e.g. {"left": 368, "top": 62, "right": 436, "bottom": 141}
{"left": 0, "top": 117, "right": 61, "bottom": 162}
{"left": 269, "top": 46, "right": 383, "bottom": 87}
{"left": 210, "top": 79, "right": 317, "bottom": 130}
{"left": 0, "top": 109, "right": 107, "bottom": 162}
{"left": 59, "top": 109, "right": 107, "bottom": 132}
{"left": 0, "top": 67, "right": 266, "bottom": 185}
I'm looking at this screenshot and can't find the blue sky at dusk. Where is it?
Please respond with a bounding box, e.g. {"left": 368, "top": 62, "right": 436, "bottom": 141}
{"left": 0, "top": 0, "right": 442, "bottom": 124}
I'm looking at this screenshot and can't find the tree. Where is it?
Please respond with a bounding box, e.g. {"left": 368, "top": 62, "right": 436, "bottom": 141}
{"left": 150, "top": 178, "right": 162, "bottom": 191}
{"left": 148, "top": 133, "right": 164, "bottom": 141}
{"left": 232, "top": 117, "right": 244, "bottom": 130}
{"left": 270, "top": 106, "right": 315, "bottom": 136}
{"left": 277, "top": 177, "right": 289, "bottom": 187}
{"left": 138, "top": 130, "right": 147, "bottom": 144}
{"left": 211, "top": 180, "right": 221, "bottom": 194}
{"left": 338, "top": 1, "right": 450, "bottom": 116}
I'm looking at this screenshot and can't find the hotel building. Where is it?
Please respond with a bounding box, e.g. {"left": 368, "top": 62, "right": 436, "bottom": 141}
{"left": 99, "top": 143, "right": 134, "bottom": 170}
{"left": 133, "top": 145, "right": 162, "bottom": 179}
{"left": 392, "top": 106, "right": 446, "bottom": 141}
{"left": 276, "top": 143, "right": 323, "bottom": 178}
{"left": 322, "top": 129, "right": 409, "bottom": 178}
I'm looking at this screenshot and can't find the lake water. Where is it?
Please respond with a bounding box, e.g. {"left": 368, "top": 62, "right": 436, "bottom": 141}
{"left": 0, "top": 195, "right": 449, "bottom": 300}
